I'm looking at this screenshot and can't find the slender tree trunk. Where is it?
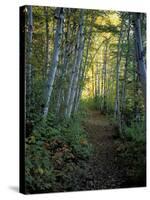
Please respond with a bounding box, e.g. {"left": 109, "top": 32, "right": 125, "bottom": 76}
{"left": 101, "top": 46, "right": 104, "bottom": 110}
{"left": 133, "top": 13, "right": 146, "bottom": 104}
{"left": 74, "top": 34, "right": 93, "bottom": 112}
{"left": 134, "top": 68, "right": 141, "bottom": 123}
{"left": 55, "top": 88, "right": 62, "bottom": 114}
{"left": 121, "top": 17, "right": 131, "bottom": 130}
{"left": 74, "top": 88, "right": 82, "bottom": 113}
{"left": 114, "top": 18, "right": 124, "bottom": 133}
{"left": 67, "top": 10, "right": 85, "bottom": 118}
{"left": 81, "top": 16, "right": 94, "bottom": 86}
{"left": 26, "top": 6, "right": 33, "bottom": 118}
{"left": 73, "top": 64, "right": 85, "bottom": 114}
{"left": 95, "top": 63, "right": 98, "bottom": 97}
{"left": 74, "top": 24, "right": 93, "bottom": 113}
{"left": 55, "top": 9, "right": 72, "bottom": 115}
{"left": 103, "top": 41, "right": 108, "bottom": 110}
{"left": 43, "top": 7, "right": 49, "bottom": 79}
{"left": 92, "top": 65, "right": 95, "bottom": 98}
{"left": 122, "top": 17, "right": 131, "bottom": 115}
{"left": 106, "top": 73, "right": 111, "bottom": 112}
{"left": 97, "top": 62, "right": 101, "bottom": 97}
{"left": 64, "top": 47, "right": 77, "bottom": 117}
{"left": 43, "top": 8, "right": 64, "bottom": 117}
{"left": 64, "top": 10, "right": 84, "bottom": 117}
{"left": 64, "top": 15, "right": 80, "bottom": 117}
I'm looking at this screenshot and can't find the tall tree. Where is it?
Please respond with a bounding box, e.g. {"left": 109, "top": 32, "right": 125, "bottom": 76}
{"left": 73, "top": 15, "right": 95, "bottom": 113}
{"left": 26, "top": 5, "right": 33, "bottom": 119}
{"left": 114, "top": 16, "right": 124, "bottom": 132}
{"left": 43, "top": 7, "right": 50, "bottom": 79}
{"left": 65, "top": 9, "right": 85, "bottom": 118}
{"left": 55, "top": 9, "right": 72, "bottom": 115}
{"left": 43, "top": 8, "right": 64, "bottom": 117}
{"left": 133, "top": 13, "right": 146, "bottom": 103}
{"left": 121, "top": 15, "right": 131, "bottom": 118}
{"left": 103, "top": 40, "right": 109, "bottom": 110}
{"left": 67, "top": 10, "right": 85, "bottom": 118}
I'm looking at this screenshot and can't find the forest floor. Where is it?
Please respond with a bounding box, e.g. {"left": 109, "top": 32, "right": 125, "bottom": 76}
{"left": 73, "top": 110, "right": 146, "bottom": 190}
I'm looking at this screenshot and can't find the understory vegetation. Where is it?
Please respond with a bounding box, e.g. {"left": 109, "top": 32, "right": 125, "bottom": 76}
{"left": 25, "top": 111, "right": 92, "bottom": 193}
{"left": 20, "top": 5, "right": 146, "bottom": 193}
{"left": 84, "top": 96, "right": 146, "bottom": 187}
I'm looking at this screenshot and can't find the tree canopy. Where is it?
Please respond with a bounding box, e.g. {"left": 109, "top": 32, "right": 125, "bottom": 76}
{"left": 20, "top": 6, "right": 146, "bottom": 194}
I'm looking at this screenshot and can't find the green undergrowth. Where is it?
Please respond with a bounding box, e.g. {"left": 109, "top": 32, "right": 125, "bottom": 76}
{"left": 80, "top": 97, "right": 101, "bottom": 110}
{"left": 110, "top": 116, "right": 146, "bottom": 144}
{"left": 123, "top": 121, "right": 146, "bottom": 143}
{"left": 112, "top": 119, "right": 146, "bottom": 187}
{"left": 25, "top": 112, "right": 92, "bottom": 193}
{"left": 123, "top": 121, "right": 146, "bottom": 186}
{"left": 115, "top": 138, "right": 146, "bottom": 187}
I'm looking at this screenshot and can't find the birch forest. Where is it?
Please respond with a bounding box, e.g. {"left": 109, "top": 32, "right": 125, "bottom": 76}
{"left": 21, "top": 6, "right": 146, "bottom": 193}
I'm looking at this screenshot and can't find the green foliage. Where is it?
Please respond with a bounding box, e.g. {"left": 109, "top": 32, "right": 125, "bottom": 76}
{"left": 25, "top": 139, "right": 56, "bottom": 192}
{"left": 62, "top": 116, "right": 93, "bottom": 159}
{"left": 25, "top": 113, "right": 92, "bottom": 193}
{"left": 81, "top": 96, "right": 114, "bottom": 114}
{"left": 124, "top": 121, "right": 145, "bottom": 143}
{"left": 24, "top": 5, "right": 146, "bottom": 193}
{"left": 115, "top": 138, "right": 146, "bottom": 187}
{"left": 80, "top": 97, "right": 101, "bottom": 110}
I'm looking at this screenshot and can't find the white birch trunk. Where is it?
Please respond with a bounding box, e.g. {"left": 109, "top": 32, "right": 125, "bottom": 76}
{"left": 43, "top": 8, "right": 64, "bottom": 117}
{"left": 55, "top": 10, "right": 72, "bottom": 115}
{"left": 103, "top": 42, "right": 108, "bottom": 110}
{"left": 114, "top": 20, "right": 124, "bottom": 121}
{"left": 64, "top": 10, "right": 84, "bottom": 117}
{"left": 74, "top": 20, "right": 94, "bottom": 113}
{"left": 67, "top": 10, "right": 85, "bottom": 118}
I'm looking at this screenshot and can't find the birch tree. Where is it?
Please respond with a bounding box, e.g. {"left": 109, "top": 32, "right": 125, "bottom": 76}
{"left": 43, "top": 8, "right": 64, "bottom": 117}
{"left": 133, "top": 13, "right": 146, "bottom": 103}
{"left": 103, "top": 40, "right": 108, "bottom": 110}
{"left": 65, "top": 10, "right": 85, "bottom": 118}
{"left": 67, "top": 10, "right": 85, "bottom": 118}
{"left": 55, "top": 9, "right": 72, "bottom": 115}
{"left": 121, "top": 16, "right": 131, "bottom": 115}
{"left": 114, "top": 17, "right": 124, "bottom": 132}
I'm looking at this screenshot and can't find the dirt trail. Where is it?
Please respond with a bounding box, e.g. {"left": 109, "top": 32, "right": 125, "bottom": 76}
{"left": 81, "top": 110, "right": 127, "bottom": 190}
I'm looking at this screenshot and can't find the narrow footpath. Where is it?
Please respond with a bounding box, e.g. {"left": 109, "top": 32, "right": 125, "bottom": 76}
{"left": 79, "top": 110, "right": 128, "bottom": 190}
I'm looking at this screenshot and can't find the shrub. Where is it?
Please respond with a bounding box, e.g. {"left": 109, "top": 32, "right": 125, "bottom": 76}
{"left": 25, "top": 112, "right": 92, "bottom": 193}
{"left": 124, "top": 121, "right": 145, "bottom": 143}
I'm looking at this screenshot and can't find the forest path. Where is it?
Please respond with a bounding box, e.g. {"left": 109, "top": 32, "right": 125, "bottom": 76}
{"left": 81, "top": 110, "right": 127, "bottom": 189}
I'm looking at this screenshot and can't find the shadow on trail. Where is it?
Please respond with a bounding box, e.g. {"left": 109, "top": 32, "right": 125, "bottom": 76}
{"left": 75, "top": 110, "right": 146, "bottom": 190}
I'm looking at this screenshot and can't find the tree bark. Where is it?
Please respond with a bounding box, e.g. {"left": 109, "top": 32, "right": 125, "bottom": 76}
{"left": 26, "top": 5, "right": 33, "bottom": 118}
{"left": 114, "top": 17, "right": 124, "bottom": 133}
{"left": 133, "top": 13, "right": 146, "bottom": 103}
{"left": 121, "top": 16, "right": 131, "bottom": 114}
{"left": 103, "top": 41, "right": 108, "bottom": 110}
{"left": 67, "top": 10, "right": 85, "bottom": 118}
{"left": 43, "top": 7, "right": 50, "bottom": 79}
{"left": 43, "top": 8, "right": 64, "bottom": 117}
{"left": 55, "top": 9, "right": 72, "bottom": 115}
